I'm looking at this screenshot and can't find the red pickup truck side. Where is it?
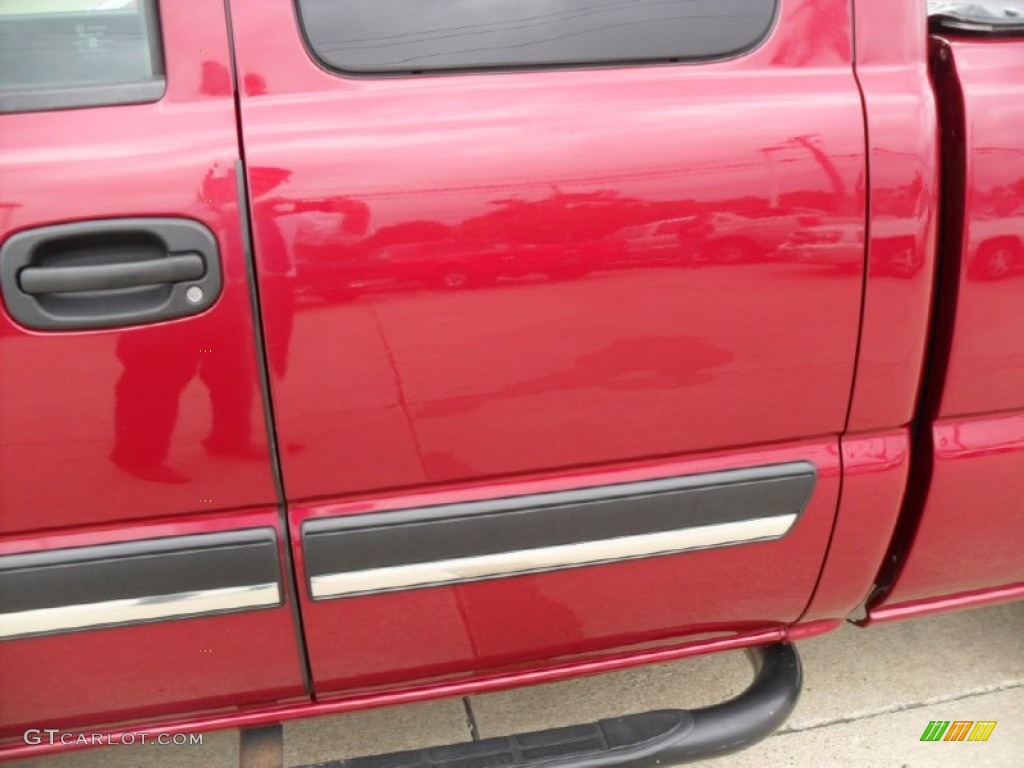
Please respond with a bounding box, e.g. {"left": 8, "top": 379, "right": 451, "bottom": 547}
{"left": 0, "top": 1, "right": 1022, "bottom": 765}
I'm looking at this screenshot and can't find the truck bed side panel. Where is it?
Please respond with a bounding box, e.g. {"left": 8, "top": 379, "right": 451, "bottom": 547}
{"left": 873, "top": 35, "right": 1024, "bottom": 610}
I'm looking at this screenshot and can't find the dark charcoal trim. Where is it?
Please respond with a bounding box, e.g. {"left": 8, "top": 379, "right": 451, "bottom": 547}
{"left": 294, "top": 643, "right": 801, "bottom": 768}
{"left": 0, "top": 217, "right": 222, "bottom": 331}
{"left": 304, "top": 462, "right": 816, "bottom": 579}
{"left": 0, "top": 79, "right": 165, "bottom": 115}
{"left": 0, "top": 529, "right": 281, "bottom": 614}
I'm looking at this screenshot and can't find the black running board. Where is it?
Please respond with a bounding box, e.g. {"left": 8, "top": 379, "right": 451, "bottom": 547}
{"left": 292, "top": 643, "right": 801, "bottom": 768}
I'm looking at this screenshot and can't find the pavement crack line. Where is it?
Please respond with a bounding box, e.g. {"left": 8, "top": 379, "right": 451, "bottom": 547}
{"left": 462, "top": 697, "right": 481, "bottom": 742}
{"left": 775, "top": 680, "right": 1024, "bottom": 737}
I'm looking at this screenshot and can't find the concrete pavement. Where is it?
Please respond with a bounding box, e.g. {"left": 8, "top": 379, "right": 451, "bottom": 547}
{"left": 10, "top": 601, "right": 1023, "bottom": 767}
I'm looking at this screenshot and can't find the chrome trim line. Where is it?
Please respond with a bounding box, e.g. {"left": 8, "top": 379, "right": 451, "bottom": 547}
{"left": 310, "top": 514, "right": 797, "bottom": 600}
{"left": 0, "top": 583, "right": 281, "bottom": 640}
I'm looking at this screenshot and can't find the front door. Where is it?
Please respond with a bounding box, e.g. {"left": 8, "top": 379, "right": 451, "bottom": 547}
{"left": 0, "top": 0, "right": 305, "bottom": 736}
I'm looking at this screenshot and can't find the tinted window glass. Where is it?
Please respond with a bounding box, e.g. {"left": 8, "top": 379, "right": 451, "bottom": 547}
{"left": 297, "top": 0, "right": 777, "bottom": 74}
{"left": 0, "top": 0, "right": 163, "bottom": 113}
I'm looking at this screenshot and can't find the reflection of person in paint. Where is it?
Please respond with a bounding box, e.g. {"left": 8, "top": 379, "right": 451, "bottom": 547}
{"left": 109, "top": 166, "right": 292, "bottom": 484}
{"left": 109, "top": 312, "right": 261, "bottom": 484}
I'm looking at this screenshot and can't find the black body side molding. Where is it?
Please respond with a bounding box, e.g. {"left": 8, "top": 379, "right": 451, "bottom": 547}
{"left": 0, "top": 529, "right": 282, "bottom": 640}
{"left": 303, "top": 462, "right": 816, "bottom": 599}
{"left": 294, "top": 643, "right": 801, "bottom": 768}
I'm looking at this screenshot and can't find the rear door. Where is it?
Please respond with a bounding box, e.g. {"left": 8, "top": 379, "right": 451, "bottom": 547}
{"left": 228, "top": 0, "right": 867, "bottom": 695}
{"left": 0, "top": 0, "right": 305, "bottom": 736}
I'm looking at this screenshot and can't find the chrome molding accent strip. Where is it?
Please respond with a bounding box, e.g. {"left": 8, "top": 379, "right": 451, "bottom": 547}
{"left": 0, "top": 583, "right": 281, "bottom": 640}
{"left": 304, "top": 462, "right": 817, "bottom": 580}
{"left": 310, "top": 514, "right": 797, "bottom": 600}
{"left": 0, "top": 528, "right": 281, "bottom": 615}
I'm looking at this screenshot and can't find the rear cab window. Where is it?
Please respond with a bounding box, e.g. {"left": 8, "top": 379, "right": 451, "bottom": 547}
{"left": 295, "top": 0, "right": 778, "bottom": 75}
{"left": 0, "top": 0, "right": 163, "bottom": 113}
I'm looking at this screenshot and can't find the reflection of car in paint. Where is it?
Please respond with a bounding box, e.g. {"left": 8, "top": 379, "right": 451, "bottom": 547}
{"left": 3, "top": 2, "right": 1024, "bottom": 767}
{"left": 605, "top": 217, "right": 707, "bottom": 264}
{"left": 607, "top": 210, "right": 819, "bottom": 266}
{"left": 970, "top": 237, "right": 1024, "bottom": 280}
{"left": 700, "top": 210, "right": 821, "bottom": 262}
{"left": 779, "top": 219, "right": 927, "bottom": 277}
{"left": 778, "top": 222, "right": 864, "bottom": 268}
{"left": 966, "top": 220, "right": 1024, "bottom": 279}
{"left": 376, "top": 239, "right": 580, "bottom": 289}
{"left": 318, "top": 239, "right": 593, "bottom": 293}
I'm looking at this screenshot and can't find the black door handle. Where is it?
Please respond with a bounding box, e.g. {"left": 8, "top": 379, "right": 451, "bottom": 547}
{"left": 19, "top": 253, "right": 205, "bottom": 294}
{"left": 0, "top": 218, "right": 222, "bottom": 330}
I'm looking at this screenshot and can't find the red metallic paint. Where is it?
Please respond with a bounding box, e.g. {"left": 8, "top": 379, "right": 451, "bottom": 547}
{"left": 784, "top": 619, "right": 843, "bottom": 641}
{"left": 800, "top": 430, "right": 910, "bottom": 622}
{"left": 0, "top": 1, "right": 306, "bottom": 738}
{"left": 291, "top": 440, "right": 840, "bottom": 693}
{"left": 933, "top": 41, "right": 1024, "bottom": 420}
{"left": 5, "top": 0, "right": 1017, "bottom": 756}
{"left": 872, "top": 37, "right": 1024, "bottom": 611}
{"left": 0, "top": 613, "right": 842, "bottom": 760}
{"left": 0, "top": 508, "right": 306, "bottom": 739}
{"left": 1, "top": 624, "right": 798, "bottom": 761}
{"left": 881, "top": 415, "right": 1024, "bottom": 605}
{"left": 0, "top": 2, "right": 276, "bottom": 534}
{"left": 867, "top": 581, "right": 1024, "bottom": 625}
{"left": 228, "top": 0, "right": 866, "bottom": 502}
{"left": 845, "top": 0, "right": 938, "bottom": 432}
{"left": 225, "top": 0, "right": 865, "bottom": 697}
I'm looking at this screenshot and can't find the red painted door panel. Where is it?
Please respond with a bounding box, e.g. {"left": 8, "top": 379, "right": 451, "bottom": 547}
{"left": 802, "top": 0, "right": 938, "bottom": 623}
{"left": 291, "top": 440, "right": 840, "bottom": 693}
{"left": 0, "top": 12, "right": 274, "bottom": 533}
{"left": 876, "top": 36, "right": 1024, "bottom": 609}
{"left": 0, "top": 509, "right": 304, "bottom": 736}
{"left": 229, "top": 0, "right": 866, "bottom": 695}
{"left": 0, "top": 1, "right": 305, "bottom": 736}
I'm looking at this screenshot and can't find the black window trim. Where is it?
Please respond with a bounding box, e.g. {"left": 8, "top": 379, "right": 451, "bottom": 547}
{"left": 291, "top": 0, "right": 781, "bottom": 80}
{"left": 0, "top": 79, "right": 165, "bottom": 115}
